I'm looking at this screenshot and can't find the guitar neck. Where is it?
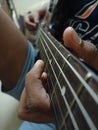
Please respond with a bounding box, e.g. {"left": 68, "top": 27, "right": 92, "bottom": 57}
{"left": 36, "top": 27, "right": 98, "bottom": 130}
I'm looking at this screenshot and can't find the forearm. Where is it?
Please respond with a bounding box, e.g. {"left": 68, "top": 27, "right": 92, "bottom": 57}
{"left": 0, "top": 8, "right": 28, "bottom": 90}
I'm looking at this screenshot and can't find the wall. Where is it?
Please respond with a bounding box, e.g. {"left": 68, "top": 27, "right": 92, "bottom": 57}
{"left": 11, "top": 0, "right": 50, "bottom": 17}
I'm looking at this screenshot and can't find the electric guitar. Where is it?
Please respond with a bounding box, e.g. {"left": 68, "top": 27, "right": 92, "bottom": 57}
{"left": 36, "top": 27, "right": 98, "bottom": 130}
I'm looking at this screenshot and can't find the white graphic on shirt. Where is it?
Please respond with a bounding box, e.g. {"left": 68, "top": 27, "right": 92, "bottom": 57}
{"left": 69, "top": 0, "right": 98, "bottom": 44}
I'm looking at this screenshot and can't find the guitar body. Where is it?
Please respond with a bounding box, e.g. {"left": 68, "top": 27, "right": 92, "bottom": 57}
{"left": 36, "top": 27, "right": 98, "bottom": 130}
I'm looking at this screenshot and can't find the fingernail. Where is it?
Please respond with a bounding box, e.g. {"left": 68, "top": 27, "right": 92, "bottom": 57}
{"left": 72, "top": 28, "right": 82, "bottom": 45}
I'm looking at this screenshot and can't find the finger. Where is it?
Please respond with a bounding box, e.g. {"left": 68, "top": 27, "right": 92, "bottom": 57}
{"left": 24, "top": 14, "right": 39, "bottom": 30}
{"left": 33, "top": 15, "right": 40, "bottom": 24}
{"left": 28, "top": 60, "right": 45, "bottom": 79}
{"left": 41, "top": 72, "right": 48, "bottom": 92}
{"left": 63, "top": 27, "right": 98, "bottom": 71}
{"left": 41, "top": 72, "right": 47, "bottom": 86}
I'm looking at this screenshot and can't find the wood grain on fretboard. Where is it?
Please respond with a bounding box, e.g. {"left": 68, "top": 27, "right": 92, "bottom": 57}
{"left": 36, "top": 27, "right": 98, "bottom": 130}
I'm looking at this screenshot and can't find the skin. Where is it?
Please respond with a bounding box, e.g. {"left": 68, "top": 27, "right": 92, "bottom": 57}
{"left": 0, "top": 8, "right": 28, "bottom": 90}
{"left": 0, "top": 1, "right": 97, "bottom": 123}
{"left": 18, "top": 2, "right": 98, "bottom": 122}
{"left": 63, "top": 27, "right": 98, "bottom": 71}
{"left": 24, "top": 7, "right": 50, "bottom": 34}
{"left": 18, "top": 27, "right": 98, "bottom": 123}
{"left": 18, "top": 60, "right": 55, "bottom": 123}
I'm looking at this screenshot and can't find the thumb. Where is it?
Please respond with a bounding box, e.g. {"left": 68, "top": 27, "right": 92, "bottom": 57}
{"left": 63, "top": 27, "right": 98, "bottom": 71}
{"left": 34, "top": 13, "right": 40, "bottom": 24}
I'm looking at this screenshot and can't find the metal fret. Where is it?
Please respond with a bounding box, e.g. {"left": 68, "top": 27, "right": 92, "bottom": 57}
{"left": 39, "top": 34, "right": 79, "bottom": 130}
{"left": 41, "top": 28, "right": 98, "bottom": 104}
{"left": 36, "top": 27, "right": 98, "bottom": 130}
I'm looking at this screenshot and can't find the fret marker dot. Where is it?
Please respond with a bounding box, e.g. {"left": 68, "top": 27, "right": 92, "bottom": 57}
{"left": 49, "top": 59, "right": 52, "bottom": 64}
{"left": 61, "top": 86, "right": 66, "bottom": 96}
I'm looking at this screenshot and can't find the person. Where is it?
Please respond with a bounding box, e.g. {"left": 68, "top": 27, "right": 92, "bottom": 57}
{"left": 20, "top": 0, "right": 98, "bottom": 128}
{"left": 0, "top": 6, "right": 55, "bottom": 130}
{"left": 24, "top": 0, "right": 50, "bottom": 43}
{"left": 19, "top": 0, "right": 98, "bottom": 129}
{"left": 0, "top": 0, "right": 98, "bottom": 130}
{"left": 18, "top": 27, "right": 98, "bottom": 130}
{"left": 24, "top": 0, "right": 98, "bottom": 71}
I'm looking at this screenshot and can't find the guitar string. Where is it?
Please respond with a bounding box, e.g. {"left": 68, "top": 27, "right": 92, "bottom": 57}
{"left": 44, "top": 46, "right": 83, "bottom": 129}
{"left": 47, "top": 79, "right": 66, "bottom": 130}
{"left": 44, "top": 61, "right": 64, "bottom": 128}
{"left": 47, "top": 82, "right": 61, "bottom": 128}
{"left": 41, "top": 30, "right": 97, "bottom": 130}
{"left": 39, "top": 34, "right": 97, "bottom": 130}
{"left": 48, "top": 80, "right": 78, "bottom": 130}
{"left": 44, "top": 59, "right": 73, "bottom": 130}
{"left": 38, "top": 29, "right": 97, "bottom": 130}
{"left": 39, "top": 34, "right": 80, "bottom": 130}
{"left": 41, "top": 28, "right": 98, "bottom": 105}
{"left": 47, "top": 60, "right": 89, "bottom": 130}
{"left": 39, "top": 34, "right": 91, "bottom": 130}
{"left": 40, "top": 36, "right": 67, "bottom": 123}
{"left": 47, "top": 78, "right": 66, "bottom": 130}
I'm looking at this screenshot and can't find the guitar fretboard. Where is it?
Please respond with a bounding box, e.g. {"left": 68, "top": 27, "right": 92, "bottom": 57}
{"left": 36, "top": 27, "right": 98, "bottom": 130}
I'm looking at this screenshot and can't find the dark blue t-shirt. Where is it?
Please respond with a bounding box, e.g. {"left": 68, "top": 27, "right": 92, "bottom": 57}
{"left": 67, "top": 0, "right": 98, "bottom": 47}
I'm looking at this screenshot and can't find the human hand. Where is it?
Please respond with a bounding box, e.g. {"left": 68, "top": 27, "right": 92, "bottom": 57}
{"left": 63, "top": 27, "right": 98, "bottom": 71}
{"left": 24, "top": 9, "right": 48, "bottom": 33}
{"left": 24, "top": 12, "right": 40, "bottom": 33}
{"left": 18, "top": 60, "right": 55, "bottom": 123}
